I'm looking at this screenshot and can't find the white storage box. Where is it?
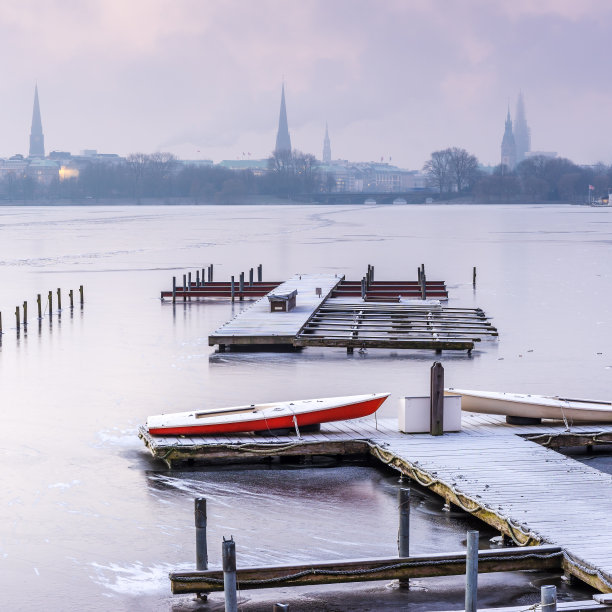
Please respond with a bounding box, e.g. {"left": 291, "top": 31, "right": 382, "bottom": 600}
{"left": 398, "top": 395, "right": 461, "bottom": 433}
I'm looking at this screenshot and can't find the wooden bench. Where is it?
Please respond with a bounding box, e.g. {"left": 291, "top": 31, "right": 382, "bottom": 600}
{"left": 268, "top": 289, "right": 297, "bottom": 312}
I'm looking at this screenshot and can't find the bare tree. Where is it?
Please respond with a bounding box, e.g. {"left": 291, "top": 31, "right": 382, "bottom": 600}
{"left": 447, "top": 147, "right": 479, "bottom": 192}
{"left": 423, "top": 150, "right": 452, "bottom": 194}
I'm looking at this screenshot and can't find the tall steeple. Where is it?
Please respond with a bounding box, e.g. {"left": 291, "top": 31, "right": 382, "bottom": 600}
{"left": 500, "top": 107, "right": 516, "bottom": 170}
{"left": 322, "top": 122, "right": 331, "bottom": 163}
{"left": 29, "top": 85, "right": 45, "bottom": 158}
{"left": 514, "top": 92, "right": 531, "bottom": 164}
{"left": 274, "top": 83, "right": 292, "bottom": 154}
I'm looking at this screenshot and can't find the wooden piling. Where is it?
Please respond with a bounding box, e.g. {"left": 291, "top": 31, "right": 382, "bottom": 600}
{"left": 541, "top": 585, "right": 557, "bottom": 611}
{"left": 196, "top": 270, "right": 200, "bottom": 288}
{"left": 0, "top": 311, "right": 2, "bottom": 334}
{"left": 257, "top": 264, "right": 262, "bottom": 282}
{"left": 398, "top": 483, "right": 410, "bottom": 589}
{"left": 473, "top": 266, "right": 477, "bottom": 287}
{"left": 239, "top": 272, "right": 245, "bottom": 300}
{"left": 361, "top": 278, "right": 366, "bottom": 300}
{"left": 57, "top": 288, "right": 62, "bottom": 310}
{"left": 69, "top": 290, "right": 74, "bottom": 309}
{"left": 195, "top": 498, "right": 208, "bottom": 571}
{"left": 249, "top": 268, "right": 254, "bottom": 286}
{"left": 183, "top": 275, "right": 187, "bottom": 302}
{"left": 15, "top": 306, "right": 20, "bottom": 329}
{"left": 79, "top": 285, "right": 84, "bottom": 305}
{"left": 222, "top": 538, "right": 238, "bottom": 612}
{"left": 23, "top": 301, "right": 27, "bottom": 326}
{"left": 209, "top": 264, "right": 214, "bottom": 283}
{"left": 48, "top": 291, "right": 53, "bottom": 316}
{"left": 37, "top": 294, "right": 42, "bottom": 319}
{"left": 465, "top": 530, "right": 479, "bottom": 612}
{"left": 430, "top": 361, "right": 444, "bottom": 436}
{"left": 172, "top": 277, "right": 176, "bottom": 303}
{"left": 231, "top": 276, "right": 235, "bottom": 302}
{"left": 188, "top": 273, "right": 192, "bottom": 300}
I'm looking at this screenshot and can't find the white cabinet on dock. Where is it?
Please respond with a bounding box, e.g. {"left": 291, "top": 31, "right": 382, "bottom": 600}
{"left": 398, "top": 396, "right": 461, "bottom": 433}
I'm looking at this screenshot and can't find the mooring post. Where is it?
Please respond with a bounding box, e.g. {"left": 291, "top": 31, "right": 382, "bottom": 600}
{"left": 398, "top": 480, "right": 410, "bottom": 589}
{"left": 370, "top": 265, "right": 374, "bottom": 282}
{"left": 0, "top": 311, "right": 2, "bottom": 334}
{"left": 201, "top": 268, "right": 206, "bottom": 286}
{"left": 222, "top": 537, "right": 238, "bottom": 612}
{"left": 188, "top": 272, "right": 192, "bottom": 299}
{"left": 361, "top": 278, "right": 366, "bottom": 300}
{"left": 465, "top": 530, "right": 479, "bottom": 612}
{"left": 473, "top": 266, "right": 477, "bottom": 288}
{"left": 69, "top": 289, "right": 74, "bottom": 309}
{"left": 172, "top": 277, "right": 176, "bottom": 303}
{"left": 417, "top": 266, "right": 421, "bottom": 283}
{"left": 57, "top": 288, "right": 62, "bottom": 310}
{"left": 48, "top": 290, "right": 53, "bottom": 316}
{"left": 23, "top": 301, "right": 27, "bottom": 327}
{"left": 430, "top": 361, "right": 444, "bottom": 436}
{"left": 195, "top": 498, "right": 208, "bottom": 571}
{"left": 273, "top": 605, "right": 289, "bottom": 611}
{"left": 249, "top": 268, "right": 253, "bottom": 286}
{"left": 79, "top": 285, "right": 84, "bottom": 306}
{"left": 209, "top": 264, "right": 214, "bottom": 282}
{"left": 182, "top": 274, "right": 187, "bottom": 302}
{"left": 541, "top": 585, "right": 557, "bottom": 611}
{"left": 231, "top": 276, "right": 235, "bottom": 302}
{"left": 196, "top": 270, "right": 200, "bottom": 288}
{"left": 37, "top": 294, "right": 42, "bottom": 319}
{"left": 239, "top": 272, "right": 244, "bottom": 300}
{"left": 257, "top": 264, "right": 262, "bottom": 282}
{"left": 421, "top": 271, "right": 427, "bottom": 300}
{"left": 15, "top": 306, "right": 20, "bottom": 329}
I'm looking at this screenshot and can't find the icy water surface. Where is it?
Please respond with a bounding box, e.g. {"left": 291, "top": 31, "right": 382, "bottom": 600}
{"left": 0, "top": 204, "right": 610, "bottom": 610}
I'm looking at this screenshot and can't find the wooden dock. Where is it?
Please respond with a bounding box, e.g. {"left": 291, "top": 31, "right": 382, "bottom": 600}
{"left": 139, "top": 412, "right": 612, "bottom": 593}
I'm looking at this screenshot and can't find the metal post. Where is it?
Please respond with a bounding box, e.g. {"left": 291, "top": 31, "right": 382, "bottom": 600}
{"left": 182, "top": 274, "right": 187, "bottom": 302}
{"left": 195, "top": 498, "right": 208, "bottom": 571}
{"left": 196, "top": 270, "right": 200, "bottom": 288}
{"left": 239, "top": 272, "right": 244, "bottom": 300}
{"left": 398, "top": 481, "right": 410, "bottom": 589}
{"left": 79, "top": 285, "right": 84, "bottom": 305}
{"left": 69, "top": 290, "right": 74, "bottom": 309}
{"left": 15, "top": 306, "right": 20, "bottom": 329}
{"left": 48, "top": 290, "right": 53, "bottom": 315}
{"left": 231, "top": 276, "right": 235, "bottom": 302}
{"left": 201, "top": 268, "right": 206, "bottom": 286}
{"left": 37, "top": 294, "right": 42, "bottom": 319}
{"left": 430, "top": 361, "right": 444, "bottom": 436}
{"left": 209, "top": 264, "right": 214, "bottom": 282}
{"left": 361, "top": 278, "right": 366, "bottom": 300}
{"left": 172, "top": 277, "right": 176, "bottom": 303}
{"left": 465, "top": 530, "right": 479, "bottom": 612}
{"left": 541, "top": 585, "right": 557, "bottom": 611}
{"left": 188, "top": 272, "right": 192, "bottom": 294}
{"left": 23, "top": 301, "right": 27, "bottom": 327}
{"left": 370, "top": 265, "right": 374, "bottom": 282}
{"left": 473, "top": 266, "right": 477, "bottom": 287}
{"left": 57, "top": 288, "right": 62, "bottom": 310}
{"left": 222, "top": 537, "right": 238, "bottom": 612}
{"left": 257, "top": 264, "right": 262, "bottom": 282}
{"left": 249, "top": 268, "right": 253, "bottom": 286}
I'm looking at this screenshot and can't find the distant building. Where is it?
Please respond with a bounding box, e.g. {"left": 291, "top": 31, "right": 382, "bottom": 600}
{"left": 218, "top": 159, "right": 269, "bottom": 176}
{"left": 29, "top": 85, "right": 45, "bottom": 158}
{"left": 514, "top": 92, "right": 531, "bottom": 163}
{"left": 274, "top": 84, "right": 292, "bottom": 154}
{"left": 322, "top": 123, "right": 331, "bottom": 163}
{"left": 26, "top": 158, "right": 59, "bottom": 184}
{"left": 500, "top": 108, "right": 516, "bottom": 169}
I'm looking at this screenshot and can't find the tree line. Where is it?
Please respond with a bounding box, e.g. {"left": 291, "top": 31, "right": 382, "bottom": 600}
{"left": 423, "top": 147, "right": 610, "bottom": 202}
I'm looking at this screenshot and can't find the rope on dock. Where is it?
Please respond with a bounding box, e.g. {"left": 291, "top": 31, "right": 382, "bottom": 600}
{"left": 368, "top": 443, "right": 536, "bottom": 547}
{"left": 562, "top": 550, "right": 612, "bottom": 591}
{"left": 171, "top": 550, "right": 564, "bottom": 586}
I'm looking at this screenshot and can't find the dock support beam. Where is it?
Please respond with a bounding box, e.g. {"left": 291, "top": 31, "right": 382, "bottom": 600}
{"left": 430, "top": 361, "right": 444, "bottom": 436}
{"left": 465, "top": 530, "right": 478, "bottom": 612}
{"left": 222, "top": 538, "right": 238, "bottom": 612}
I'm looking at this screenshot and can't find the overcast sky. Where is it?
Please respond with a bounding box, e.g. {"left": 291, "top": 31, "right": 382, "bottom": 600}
{"left": 2, "top": 0, "right": 611, "bottom": 168}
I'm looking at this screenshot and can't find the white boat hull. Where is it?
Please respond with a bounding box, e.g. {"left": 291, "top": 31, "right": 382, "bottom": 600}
{"left": 446, "top": 389, "right": 612, "bottom": 423}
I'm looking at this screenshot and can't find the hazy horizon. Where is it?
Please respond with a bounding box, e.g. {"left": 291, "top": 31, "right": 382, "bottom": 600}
{"left": 2, "top": 0, "right": 612, "bottom": 168}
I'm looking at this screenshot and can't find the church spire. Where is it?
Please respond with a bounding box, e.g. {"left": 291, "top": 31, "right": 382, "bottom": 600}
{"left": 500, "top": 106, "right": 516, "bottom": 170}
{"left": 29, "top": 85, "right": 45, "bottom": 158}
{"left": 322, "top": 122, "right": 331, "bottom": 163}
{"left": 514, "top": 92, "right": 531, "bottom": 164}
{"left": 274, "top": 83, "right": 292, "bottom": 154}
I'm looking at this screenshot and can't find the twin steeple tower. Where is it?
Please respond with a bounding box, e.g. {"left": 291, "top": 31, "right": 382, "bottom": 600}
{"left": 500, "top": 93, "right": 530, "bottom": 169}
{"left": 29, "top": 85, "right": 45, "bottom": 158}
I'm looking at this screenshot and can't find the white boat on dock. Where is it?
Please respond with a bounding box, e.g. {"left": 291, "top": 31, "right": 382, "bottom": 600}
{"left": 446, "top": 388, "right": 612, "bottom": 423}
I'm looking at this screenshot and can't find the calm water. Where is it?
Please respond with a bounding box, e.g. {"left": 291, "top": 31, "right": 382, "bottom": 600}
{"left": 0, "top": 204, "right": 610, "bottom": 610}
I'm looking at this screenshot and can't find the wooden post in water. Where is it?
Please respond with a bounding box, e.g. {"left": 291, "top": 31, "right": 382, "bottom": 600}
{"left": 239, "top": 272, "right": 244, "bottom": 300}
{"left": 195, "top": 498, "right": 208, "bottom": 571}
{"left": 188, "top": 272, "right": 192, "bottom": 299}
{"left": 231, "top": 276, "right": 235, "bottom": 302}
{"left": 57, "top": 288, "right": 62, "bottom": 310}
{"left": 69, "top": 290, "right": 74, "bottom": 309}
{"left": 172, "top": 277, "right": 176, "bottom": 303}
{"left": 430, "top": 361, "right": 444, "bottom": 436}
{"left": 15, "top": 306, "right": 20, "bottom": 329}
{"left": 37, "top": 294, "right": 42, "bottom": 319}
{"left": 0, "top": 311, "right": 2, "bottom": 334}
{"left": 257, "top": 264, "right": 262, "bottom": 282}
{"left": 48, "top": 291, "right": 53, "bottom": 316}
{"left": 370, "top": 265, "right": 374, "bottom": 282}
{"left": 465, "top": 530, "right": 479, "bottom": 612}
{"left": 398, "top": 480, "right": 410, "bottom": 589}
{"left": 473, "top": 266, "right": 477, "bottom": 287}
{"left": 201, "top": 268, "right": 206, "bottom": 286}
{"left": 361, "top": 278, "right": 366, "bottom": 300}
{"left": 222, "top": 537, "right": 238, "bottom": 612}
{"left": 541, "top": 585, "right": 556, "bottom": 611}
{"left": 249, "top": 268, "right": 253, "bottom": 286}
{"left": 209, "top": 264, "right": 214, "bottom": 282}
{"left": 23, "top": 301, "right": 27, "bottom": 327}
{"left": 182, "top": 274, "right": 187, "bottom": 302}
{"left": 79, "top": 285, "right": 84, "bottom": 305}
{"left": 196, "top": 270, "right": 200, "bottom": 288}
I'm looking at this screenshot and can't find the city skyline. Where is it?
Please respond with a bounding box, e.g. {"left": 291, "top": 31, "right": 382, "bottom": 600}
{"left": 2, "top": 1, "right": 612, "bottom": 167}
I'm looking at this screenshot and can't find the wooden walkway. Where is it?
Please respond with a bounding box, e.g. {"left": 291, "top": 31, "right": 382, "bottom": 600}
{"left": 139, "top": 412, "right": 612, "bottom": 593}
